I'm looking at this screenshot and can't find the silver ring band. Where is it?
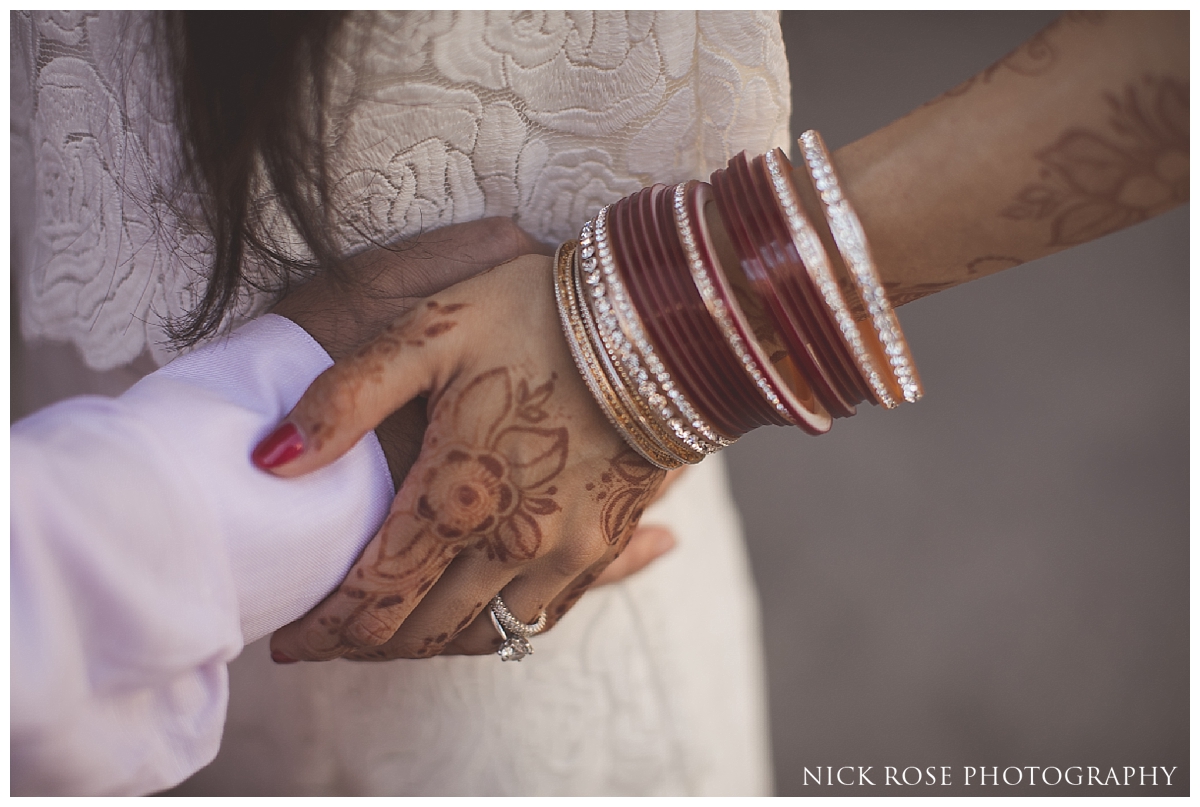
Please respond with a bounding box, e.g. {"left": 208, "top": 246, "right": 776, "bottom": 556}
{"left": 489, "top": 594, "right": 547, "bottom": 662}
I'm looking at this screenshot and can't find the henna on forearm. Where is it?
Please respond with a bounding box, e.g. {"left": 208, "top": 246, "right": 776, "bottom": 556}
{"left": 1001, "top": 75, "right": 1187, "bottom": 248}
{"left": 931, "top": 11, "right": 1107, "bottom": 105}
{"left": 816, "top": 11, "right": 1187, "bottom": 309}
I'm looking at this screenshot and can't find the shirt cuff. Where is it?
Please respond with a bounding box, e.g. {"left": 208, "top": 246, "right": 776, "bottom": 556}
{"left": 125, "top": 314, "right": 395, "bottom": 643}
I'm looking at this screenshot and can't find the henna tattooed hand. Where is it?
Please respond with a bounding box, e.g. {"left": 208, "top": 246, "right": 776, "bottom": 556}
{"left": 257, "top": 254, "right": 672, "bottom": 661}
{"left": 271, "top": 217, "right": 554, "bottom": 486}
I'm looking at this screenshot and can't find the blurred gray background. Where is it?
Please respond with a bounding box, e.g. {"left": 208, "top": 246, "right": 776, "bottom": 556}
{"left": 726, "top": 11, "right": 1187, "bottom": 796}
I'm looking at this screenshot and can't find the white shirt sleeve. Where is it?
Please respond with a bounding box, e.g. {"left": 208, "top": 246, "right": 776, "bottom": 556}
{"left": 11, "top": 314, "right": 395, "bottom": 795}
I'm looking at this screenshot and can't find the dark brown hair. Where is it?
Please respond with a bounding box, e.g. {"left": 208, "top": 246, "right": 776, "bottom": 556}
{"left": 162, "top": 11, "right": 348, "bottom": 347}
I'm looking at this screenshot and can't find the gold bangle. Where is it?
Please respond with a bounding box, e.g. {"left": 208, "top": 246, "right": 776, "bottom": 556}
{"left": 580, "top": 213, "right": 705, "bottom": 465}
{"left": 588, "top": 205, "right": 721, "bottom": 458}
{"left": 553, "top": 239, "right": 685, "bottom": 470}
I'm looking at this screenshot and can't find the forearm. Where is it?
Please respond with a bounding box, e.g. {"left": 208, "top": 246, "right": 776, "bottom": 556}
{"left": 827, "top": 11, "right": 1188, "bottom": 305}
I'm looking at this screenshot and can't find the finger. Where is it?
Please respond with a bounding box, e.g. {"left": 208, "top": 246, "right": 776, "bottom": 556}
{"left": 341, "top": 545, "right": 514, "bottom": 661}
{"left": 440, "top": 531, "right": 612, "bottom": 656}
{"left": 592, "top": 525, "right": 676, "bottom": 587}
{"left": 529, "top": 502, "right": 651, "bottom": 641}
{"left": 252, "top": 298, "right": 465, "bottom": 478}
{"left": 269, "top": 478, "right": 469, "bottom": 661}
{"left": 440, "top": 575, "right": 564, "bottom": 658}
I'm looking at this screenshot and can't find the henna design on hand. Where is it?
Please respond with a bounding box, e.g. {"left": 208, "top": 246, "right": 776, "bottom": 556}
{"left": 299, "top": 301, "right": 468, "bottom": 455}
{"left": 883, "top": 280, "right": 956, "bottom": 308}
{"left": 388, "top": 365, "right": 569, "bottom": 563}
{"left": 316, "top": 366, "right": 567, "bottom": 651}
{"left": 549, "top": 448, "right": 663, "bottom": 619}
{"left": 1002, "top": 75, "right": 1188, "bottom": 247}
{"left": 587, "top": 447, "right": 665, "bottom": 546}
{"left": 965, "top": 255, "right": 1025, "bottom": 275}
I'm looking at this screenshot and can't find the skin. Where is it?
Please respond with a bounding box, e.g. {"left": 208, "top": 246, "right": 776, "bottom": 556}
{"left": 271, "top": 219, "right": 682, "bottom": 656}
{"left": 262, "top": 12, "right": 1187, "bottom": 661}
{"left": 826, "top": 11, "right": 1188, "bottom": 308}
{"left": 270, "top": 255, "right": 667, "bottom": 661}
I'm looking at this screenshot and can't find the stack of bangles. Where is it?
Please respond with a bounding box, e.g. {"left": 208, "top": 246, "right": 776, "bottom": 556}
{"left": 553, "top": 130, "right": 923, "bottom": 469}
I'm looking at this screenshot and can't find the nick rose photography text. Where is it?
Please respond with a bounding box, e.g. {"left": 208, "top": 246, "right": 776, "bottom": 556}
{"left": 802, "top": 766, "right": 1179, "bottom": 787}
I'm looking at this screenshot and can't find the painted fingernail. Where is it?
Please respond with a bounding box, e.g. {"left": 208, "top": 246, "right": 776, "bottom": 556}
{"left": 252, "top": 422, "right": 305, "bottom": 469}
{"left": 271, "top": 649, "right": 298, "bottom": 664}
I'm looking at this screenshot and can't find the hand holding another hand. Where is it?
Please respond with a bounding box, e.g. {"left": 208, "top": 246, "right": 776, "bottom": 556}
{"left": 263, "top": 232, "right": 679, "bottom": 661}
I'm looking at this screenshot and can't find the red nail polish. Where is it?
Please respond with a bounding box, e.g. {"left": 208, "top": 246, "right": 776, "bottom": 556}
{"left": 252, "top": 422, "right": 305, "bottom": 469}
{"left": 271, "top": 649, "right": 298, "bottom": 664}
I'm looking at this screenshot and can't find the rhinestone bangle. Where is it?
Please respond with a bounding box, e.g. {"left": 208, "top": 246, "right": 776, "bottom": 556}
{"left": 553, "top": 238, "right": 684, "bottom": 470}
{"left": 797, "top": 130, "right": 923, "bottom": 404}
{"left": 586, "top": 207, "right": 714, "bottom": 461}
{"left": 581, "top": 218, "right": 699, "bottom": 466}
{"left": 764, "top": 148, "right": 897, "bottom": 409}
{"left": 554, "top": 236, "right": 686, "bottom": 470}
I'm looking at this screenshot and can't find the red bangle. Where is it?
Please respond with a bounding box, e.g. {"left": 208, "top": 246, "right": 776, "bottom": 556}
{"left": 611, "top": 189, "right": 739, "bottom": 439}
{"left": 626, "top": 187, "right": 750, "bottom": 438}
{"left": 651, "top": 184, "right": 775, "bottom": 434}
{"left": 553, "top": 132, "right": 920, "bottom": 466}
{"left": 743, "top": 151, "right": 872, "bottom": 406}
{"left": 713, "top": 154, "right": 855, "bottom": 418}
{"left": 677, "top": 181, "right": 829, "bottom": 434}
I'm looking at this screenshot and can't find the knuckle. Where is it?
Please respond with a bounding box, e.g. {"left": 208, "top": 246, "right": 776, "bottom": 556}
{"left": 301, "top": 366, "right": 360, "bottom": 424}
{"left": 548, "top": 537, "right": 608, "bottom": 578}
{"left": 324, "top": 377, "right": 361, "bottom": 419}
{"left": 341, "top": 609, "right": 397, "bottom": 648}
{"left": 475, "top": 216, "right": 525, "bottom": 258}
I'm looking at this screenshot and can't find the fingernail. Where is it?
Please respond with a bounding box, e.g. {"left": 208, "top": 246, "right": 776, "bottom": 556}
{"left": 271, "top": 649, "right": 298, "bottom": 664}
{"left": 252, "top": 422, "right": 305, "bottom": 469}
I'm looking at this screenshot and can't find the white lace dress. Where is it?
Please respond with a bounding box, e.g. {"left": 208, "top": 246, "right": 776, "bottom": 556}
{"left": 12, "top": 11, "right": 791, "bottom": 795}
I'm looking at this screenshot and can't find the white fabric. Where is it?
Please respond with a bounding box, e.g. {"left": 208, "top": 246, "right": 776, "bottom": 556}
{"left": 183, "top": 452, "right": 770, "bottom": 797}
{"left": 11, "top": 9, "right": 786, "bottom": 796}
{"left": 12, "top": 10, "right": 791, "bottom": 369}
{"left": 11, "top": 315, "right": 393, "bottom": 795}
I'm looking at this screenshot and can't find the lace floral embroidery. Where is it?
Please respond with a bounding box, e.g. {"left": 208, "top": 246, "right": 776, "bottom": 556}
{"left": 13, "top": 11, "right": 791, "bottom": 370}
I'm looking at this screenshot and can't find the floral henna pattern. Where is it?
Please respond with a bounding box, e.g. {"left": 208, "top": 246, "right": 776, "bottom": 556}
{"left": 964, "top": 255, "right": 1024, "bottom": 275}
{"left": 883, "top": 280, "right": 956, "bottom": 308}
{"left": 586, "top": 447, "right": 665, "bottom": 545}
{"left": 314, "top": 366, "right": 569, "bottom": 652}
{"left": 1002, "top": 75, "right": 1188, "bottom": 247}
{"left": 550, "top": 448, "right": 663, "bottom": 621}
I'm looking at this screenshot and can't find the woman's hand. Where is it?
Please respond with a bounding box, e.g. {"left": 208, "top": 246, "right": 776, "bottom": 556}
{"left": 259, "top": 253, "right": 670, "bottom": 661}
{"left": 272, "top": 218, "right": 555, "bottom": 486}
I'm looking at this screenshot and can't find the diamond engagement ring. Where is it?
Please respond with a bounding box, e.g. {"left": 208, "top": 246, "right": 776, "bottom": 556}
{"left": 489, "top": 594, "right": 548, "bottom": 662}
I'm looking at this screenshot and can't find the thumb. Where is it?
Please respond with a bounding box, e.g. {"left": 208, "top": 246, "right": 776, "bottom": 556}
{"left": 251, "top": 300, "right": 462, "bottom": 477}
{"left": 592, "top": 525, "right": 677, "bottom": 587}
